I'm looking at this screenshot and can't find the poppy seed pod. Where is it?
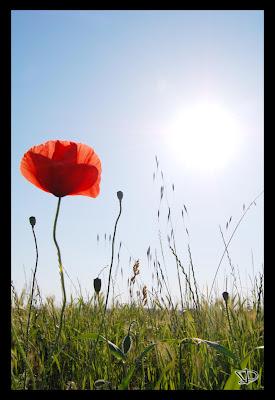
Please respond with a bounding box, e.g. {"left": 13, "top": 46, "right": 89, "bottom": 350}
{"left": 94, "top": 277, "right": 102, "bottom": 294}
{"left": 29, "top": 216, "right": 36, "bottom": 227}
{"left": 117, "top": 191, "right": 123, "bottom": 201}
{"left": 222, "top": 291, "right": 229, "bottom": 303}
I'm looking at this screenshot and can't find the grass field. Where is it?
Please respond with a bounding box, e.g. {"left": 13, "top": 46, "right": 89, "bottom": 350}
{"left": 11, "top": 168, "right": 264, "bottom": 390}
{"left": 11, "top": 272, "right": 264, "bottom": 390}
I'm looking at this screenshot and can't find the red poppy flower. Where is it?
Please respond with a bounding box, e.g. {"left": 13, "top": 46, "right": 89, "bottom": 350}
{"left": 20, "top": 140, "right": 101, "bottom": 198}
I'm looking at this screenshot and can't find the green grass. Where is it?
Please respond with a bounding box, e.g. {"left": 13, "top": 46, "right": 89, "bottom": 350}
{"left": 11, "top": 287, "right": 264, "bottom": 390}
{"left": 12, "top": 162, "right": 264, "bottom": 390}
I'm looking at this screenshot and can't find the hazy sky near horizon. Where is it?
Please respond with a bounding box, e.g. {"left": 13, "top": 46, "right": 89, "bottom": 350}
{"left": 12, "top": 10, "right": 263, "bottom": 305}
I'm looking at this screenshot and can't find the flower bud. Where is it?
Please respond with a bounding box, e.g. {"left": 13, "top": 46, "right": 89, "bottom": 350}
{"left": 222, "top": 291, "right": 229, "bottom": 303}
{"left": 29, "top": 216, "right": 36, "bottom": 227}
{"left": 117, "top": 191, "right": 123, "bottom": 201}
{"left": 94, "top": 277, "right": 101, "bottom": 294}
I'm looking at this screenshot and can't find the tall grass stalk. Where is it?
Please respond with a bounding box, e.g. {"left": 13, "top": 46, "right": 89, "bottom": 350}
{"left": 157, "top": 163, "right": 184, "bottom": 311}
{"left": 187, "top": 244, "right": 200, "bottom": 310}
{"left": 209, "top": 190, "right": 263, "bottom": 299}
{"left": 170, "top": 246, "right": 199, "bottom": 310}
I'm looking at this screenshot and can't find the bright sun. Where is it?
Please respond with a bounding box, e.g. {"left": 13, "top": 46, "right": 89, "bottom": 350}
{"left": 165, "top": 101, "right": 241, "bottom": 173}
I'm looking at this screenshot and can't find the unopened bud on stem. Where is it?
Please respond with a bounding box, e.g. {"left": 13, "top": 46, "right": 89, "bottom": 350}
{"left": 29, "top": 216, "right": 36, "bottom": 227}
{"left": 117, "top": 191, "right": 123, "bottom": 201}
{"left": 222, "top": 291, "right": 229, "bottom": 303}
{"left": 94, "top": 277, "right": 102, "bottom": 294}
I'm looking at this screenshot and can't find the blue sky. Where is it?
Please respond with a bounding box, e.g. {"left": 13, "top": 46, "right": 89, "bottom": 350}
{"left": 12, "top": 10, "right": 263, "bottom": 305}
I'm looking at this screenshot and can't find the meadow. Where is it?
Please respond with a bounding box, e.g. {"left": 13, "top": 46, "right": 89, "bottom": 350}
{"left": 11, "top": 280, "right": 264, "bottom": 390}
{"left": 11, "top": 220, "right": 264, "bottom": 390}
{"left": 12, "top": 155, "right": 264, "bottom": 390}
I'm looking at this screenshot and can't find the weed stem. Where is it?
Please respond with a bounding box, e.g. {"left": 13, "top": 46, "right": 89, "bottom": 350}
{"left": 23, "top": 218, "right": 39, "bottom": 389}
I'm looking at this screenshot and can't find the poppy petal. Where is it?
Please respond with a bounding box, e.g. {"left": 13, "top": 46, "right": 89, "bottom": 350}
{"left": 52, "top": 141, "right": 78, "bottom": 164}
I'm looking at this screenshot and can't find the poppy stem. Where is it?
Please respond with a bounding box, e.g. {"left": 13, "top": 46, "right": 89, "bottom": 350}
{"left": 23, "top": 218, "right": 39, "bottom": 389}
{"left": 92, "top": 192, "right": 123, "bottom": 367}
{"left": 104, "top": 195, "right": 122, "bottom": 314}
{"left": 53, "top": 197, "right": 67, "bottom": 347}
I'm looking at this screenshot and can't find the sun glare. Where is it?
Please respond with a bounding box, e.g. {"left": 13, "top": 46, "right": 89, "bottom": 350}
{"left": 165, "top": 101, "right": 241, "bottom": 173}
